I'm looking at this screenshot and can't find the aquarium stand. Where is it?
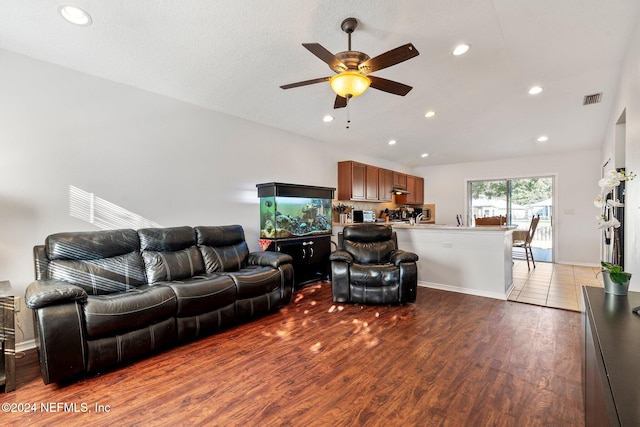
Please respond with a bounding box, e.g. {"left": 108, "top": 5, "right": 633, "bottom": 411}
{"left": 264, "top": 236, "right": 332, "bottom": 286}
{"left": 256, "top": 183, "right": 335, "bottom": 287}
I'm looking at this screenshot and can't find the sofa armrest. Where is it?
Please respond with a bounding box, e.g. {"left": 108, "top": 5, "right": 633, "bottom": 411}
{"left": 247, "top": 251, "right": 293, "bottom": 269}
{"left": 390, "top": 250, "right": 419, "bottom": 266}
{"left": 329, "top": 249, "right": 353, "bottom": 264}
{"left": 25, "top": 279, "right": 88, "bottom": 310}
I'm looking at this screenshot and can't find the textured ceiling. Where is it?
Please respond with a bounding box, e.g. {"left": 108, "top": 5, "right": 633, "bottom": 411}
{"left": 1, "top": 1, "right": 639, "bottom": 166}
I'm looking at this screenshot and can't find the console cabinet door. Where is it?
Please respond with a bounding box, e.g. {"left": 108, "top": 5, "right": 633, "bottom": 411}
{"left": 274, "top": 236, "right": 330, "bottom": 286}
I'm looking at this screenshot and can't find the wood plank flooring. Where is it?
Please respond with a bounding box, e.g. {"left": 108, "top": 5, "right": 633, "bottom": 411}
{"left": 1, "top": 283, "right": 584, "bottom": 426}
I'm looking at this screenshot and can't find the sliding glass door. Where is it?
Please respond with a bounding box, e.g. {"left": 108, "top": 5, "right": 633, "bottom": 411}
{"left": 468, "top": 176, "right": 554, "bottom": 262}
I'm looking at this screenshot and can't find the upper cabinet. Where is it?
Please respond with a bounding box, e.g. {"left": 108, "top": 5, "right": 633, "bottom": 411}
{"left": 338, "top": 161, "right": 423, "bottom": 204}
{"left": 393, "top": 172, "right": 407, "bottom": 190}
{"left": 378, "top": 168, "right": 393, "bottom": 202}
{"left": 338, "top": 161, "right": 375, "bottom": 201}
{"left": 393, "top": 175, "right": 424, "bottom": 205}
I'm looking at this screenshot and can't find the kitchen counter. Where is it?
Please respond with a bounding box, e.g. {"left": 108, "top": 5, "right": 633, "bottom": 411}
{"left": 333, "top": 223, "right": 515, "bottom": 300}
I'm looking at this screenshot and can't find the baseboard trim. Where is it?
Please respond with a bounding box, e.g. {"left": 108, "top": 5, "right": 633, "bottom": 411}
{"left": 16, "top": 339, "right": 36, "bottom": 353}
{"left": 418, "top": 281, "right": 509, "bottom": 301}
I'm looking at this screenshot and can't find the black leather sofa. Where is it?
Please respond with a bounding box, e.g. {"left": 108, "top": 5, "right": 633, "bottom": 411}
{"left": 330, "top": 224, "right": 419, "bottom": 304}
{"left": 25, "top": 225, "right": 293, "bottom": 384}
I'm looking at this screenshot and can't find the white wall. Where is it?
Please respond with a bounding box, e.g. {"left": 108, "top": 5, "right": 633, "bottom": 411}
{"left": 414, "top": 149, "right": 602, "bottom": 266}
{"left": 0, "top": 49, "right": 411, "bottom": 346}
{"left": 601, "top": 18, "right": 640, "bottom": 291}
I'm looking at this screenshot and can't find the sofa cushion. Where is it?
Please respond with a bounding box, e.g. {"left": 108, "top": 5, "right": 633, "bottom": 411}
{"left": 225, "top": 265, "right": 283, "bottom": 299}
{"left": 83, "top": 285, "right": 177, "bottom": 339}
{"left": 45, "top": 229, "right": 146, "bottom": 295}
{"left": 142, "top": 246, "right": 205, "bottom": 283}
{"left": 46, "top": 229, "right": 141, "bottom": 260}
{"left": 343, "top": 240, "right": 396, "bottom": 264}
{"left": 138, "top": 226, "right": 205, "bottom": 283}
{"left": 163, "top": 275, "right": 237, "bottom": 317}
{"left": 138, "top": 226, "right": 197, "bottom": 252}
{"left": 349, "top": 263, "right": 400, "bottom": 287}
{"left": 195, "top": 225, "right": 249, "bottom": 272}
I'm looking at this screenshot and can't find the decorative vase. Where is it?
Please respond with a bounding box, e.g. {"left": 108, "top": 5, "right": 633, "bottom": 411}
{"left": 602, "top": 271, "right": 630, "bottom": 296}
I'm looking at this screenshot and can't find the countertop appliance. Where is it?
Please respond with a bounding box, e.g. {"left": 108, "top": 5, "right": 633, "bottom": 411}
{"left": 352, "top": 210, "right": 364, "bottom": 223}
{"left": 363, "top": 210, "right": 375, "bottom": 222}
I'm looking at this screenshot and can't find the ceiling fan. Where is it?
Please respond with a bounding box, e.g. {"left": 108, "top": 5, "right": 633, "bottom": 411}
{"left": 280, "top": 17, "right": 420, "bottom": 109}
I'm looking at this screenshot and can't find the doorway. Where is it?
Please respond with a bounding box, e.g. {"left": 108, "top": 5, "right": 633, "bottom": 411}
{"left": 468, "top": 176, "right": 554, "bottom": 262}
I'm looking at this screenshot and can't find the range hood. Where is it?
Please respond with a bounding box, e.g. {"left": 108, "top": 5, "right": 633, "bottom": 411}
{"left": 392, "top": 187, "right": 410, "bottom": 195}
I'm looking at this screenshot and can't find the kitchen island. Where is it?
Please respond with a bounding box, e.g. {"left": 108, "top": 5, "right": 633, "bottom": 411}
{"left": 333, "top": 223, "right": 515, "bottom": 300}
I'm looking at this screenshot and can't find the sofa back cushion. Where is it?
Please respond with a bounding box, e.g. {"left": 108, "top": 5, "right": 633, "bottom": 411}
{"left": 45, "top": 229, "right": 146, "bottom": 295}
{"left": 195, "top": 225, "right": 249, "bottom": 273}
{"left": 342, "top": 224, "right": 396, "bottom": 264}
{"left": 138, "top": 226, "right": 205, "bottom": 283}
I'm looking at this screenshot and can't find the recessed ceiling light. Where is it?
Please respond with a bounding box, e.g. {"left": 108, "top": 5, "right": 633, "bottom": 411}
{"left": 388, "top": 140, "right": 397, "bottom": 145}
{"left": 537, "top": 135, "right": 549, "bottom": 142}
{"left": 452, "top": 44, "right": 470, "bottom": 56}
{"left": 529, "top": 86, "right": 543, "bottom": 95}
{"left": 323, "top": 115, "right": 334, "bottom": 122}
{"left": 58, "top": 5, "right": 92, "bottom": 26}
{"left": 424, "top": 111, "right": 436, "bottom": 118}
{"left": 421, "top": 153, "right": 429, "bottom": 158}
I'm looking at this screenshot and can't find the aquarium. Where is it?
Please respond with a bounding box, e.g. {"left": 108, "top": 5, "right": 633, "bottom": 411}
{"left": 259, "top": 196, "right": 332, "bottom": 238}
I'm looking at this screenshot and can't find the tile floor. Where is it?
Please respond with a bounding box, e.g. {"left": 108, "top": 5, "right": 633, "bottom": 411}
{"left": 508, "top": 260, "right": 603, "bottom": 312}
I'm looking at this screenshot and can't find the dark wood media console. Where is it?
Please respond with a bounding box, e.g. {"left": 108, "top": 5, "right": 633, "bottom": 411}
{"left": 582, "top": 286, "right": 640, "bottom": 426}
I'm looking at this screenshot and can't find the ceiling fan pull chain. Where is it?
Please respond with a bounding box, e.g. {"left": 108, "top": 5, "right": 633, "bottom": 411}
{"left": 346, "top": 98, "right": 351, "bottom": 129}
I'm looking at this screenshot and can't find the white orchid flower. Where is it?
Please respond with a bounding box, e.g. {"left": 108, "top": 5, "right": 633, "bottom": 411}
{"left": 599, "top": 177, "right": 620, "bottom": 188}
{"left": 594, "top": 196, "right": 605, "bottom": 208}
{"left": 607, "top": 199, "right": 624, "bottom": 208}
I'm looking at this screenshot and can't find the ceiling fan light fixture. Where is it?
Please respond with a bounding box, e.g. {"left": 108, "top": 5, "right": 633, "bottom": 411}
{"left": 329, "top": 71, "right": 371, "bottom": 98}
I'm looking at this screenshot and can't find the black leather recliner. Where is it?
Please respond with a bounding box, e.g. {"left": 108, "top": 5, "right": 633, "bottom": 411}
{"left": 330, "top": 224, "right": 419, "bottom": 304}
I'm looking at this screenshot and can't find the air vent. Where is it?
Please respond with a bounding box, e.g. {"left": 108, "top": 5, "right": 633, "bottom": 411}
{"left": 583, "top": 92, "right": 603, "bottom": 105}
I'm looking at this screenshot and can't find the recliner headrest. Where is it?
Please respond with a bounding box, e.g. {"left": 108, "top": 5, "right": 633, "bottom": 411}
{"left": 343, "top": 224, "right": 392, "bottom": 243}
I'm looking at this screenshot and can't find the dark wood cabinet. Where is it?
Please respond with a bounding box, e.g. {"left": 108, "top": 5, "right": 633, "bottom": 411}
{"left": 582, "top": 287, "right": 640, "bottom": 427}
{"left": 393, "top": 172, "right": 407, "bottom": 189}
{"left": 378, "top": 168, "right": 393, "bottom": 202}
{"left": 365, "top": 165, "right": 379, "bottom": 201}
{"left": 395, "top": 175, "right": 424, "bottom": 205}
{"left": 338, "top": 161, "right": 366, "bottom": 201}
{"left": 273, "top": 236, "right": 331, "bottom": 286}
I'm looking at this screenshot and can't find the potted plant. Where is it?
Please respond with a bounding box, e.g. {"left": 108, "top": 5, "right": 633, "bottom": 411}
{"left": 594, "top": 169, "right": 635, "bottom": 295}
{"left": 600, "top": 261, "right": 632, "bottom": 296}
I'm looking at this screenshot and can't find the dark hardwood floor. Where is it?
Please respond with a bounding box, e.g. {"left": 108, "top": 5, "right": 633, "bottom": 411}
{"left": 1, "top": 283, "right": 584, "bottom": 426}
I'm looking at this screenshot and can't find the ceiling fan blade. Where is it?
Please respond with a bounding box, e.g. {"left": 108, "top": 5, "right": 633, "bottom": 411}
{"left": 280, "top": 77, "right": 331, "bottom": 90}
{"left": 369, "top": 75, "right": 413, "bottom": 96}
{"left": 334, "top": 95, "right": 348, "bottom": 109}
{"left": 302, "top": 43, "right": 347, "bottom": 72}
{"left": 360, "top": 43, "right": 419, "bottom": 74}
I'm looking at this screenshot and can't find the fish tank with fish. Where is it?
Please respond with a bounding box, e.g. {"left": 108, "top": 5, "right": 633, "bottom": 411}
{"left": 256, "top": 183, "right": 335, "bottom": 239}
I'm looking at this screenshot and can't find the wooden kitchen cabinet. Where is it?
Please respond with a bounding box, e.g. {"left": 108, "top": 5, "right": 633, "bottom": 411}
{"left": 338, "top": 161, "right": 422, "bottom": 204}
{"left": 338, "top": 161, "right": 366, "bottom": 200}
{"left": 365, "top": 165, "right": 379, "bottom": 201}
{"left": 378, "top": 168, "right": 393, "bottom": 202}
{"left": 393, "top": 172, "right": 407, "bottom": 189}
{"left": 396, "top": 175, "right": 424, "bottom": 205}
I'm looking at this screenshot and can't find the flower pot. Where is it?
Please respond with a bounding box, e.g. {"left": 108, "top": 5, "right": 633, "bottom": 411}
{"left": 602, "top": 271, "right": 630, "bottom": 296}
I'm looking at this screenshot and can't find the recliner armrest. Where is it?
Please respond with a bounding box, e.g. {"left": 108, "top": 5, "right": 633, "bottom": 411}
{"left": 329, "top": 249, "right": 353, "bottom": 264}
{"left": 25, "top": 279, "right": 88, "bottom": 310}
{"left": 390, "top": 250, "right": 419, "bottom": 266}
{"left": 247, "top": 251, "right": 293, "bottom": 269}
